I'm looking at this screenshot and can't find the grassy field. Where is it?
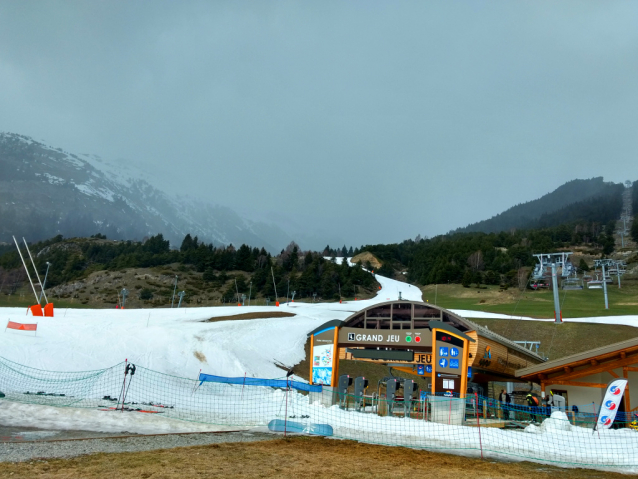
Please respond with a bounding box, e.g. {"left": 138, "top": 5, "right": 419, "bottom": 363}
{"left": 470, "top": 318, "right": 638, "bottom": 360}
{"left": 1, "top": 436, "right": 633, "bottom": 479}
{"left": 421, "top": 277, "right": 638, "bottom": 319}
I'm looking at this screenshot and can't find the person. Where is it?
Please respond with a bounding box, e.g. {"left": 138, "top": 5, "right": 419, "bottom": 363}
{"left": 499, "top": 389, "right": 511, "bottom": 419}
{"left": 544, "top": 395, "right": 552, "bottom": 417}
{"left": 526, "top": 393, "right": 539, "bottom": 423}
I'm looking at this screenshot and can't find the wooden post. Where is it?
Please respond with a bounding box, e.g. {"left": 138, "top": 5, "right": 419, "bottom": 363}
{"left": 624, "top": 367, "right": 631, "bottom": 412}
{"left": 483, "top": 398, "right": 487, "bottom": 419}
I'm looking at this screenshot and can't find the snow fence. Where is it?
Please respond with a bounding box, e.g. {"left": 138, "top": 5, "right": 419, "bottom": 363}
{"left": 1, "top": 355, "right": 638, "bottom": 472}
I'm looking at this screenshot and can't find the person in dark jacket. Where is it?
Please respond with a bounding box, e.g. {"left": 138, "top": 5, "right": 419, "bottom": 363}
{"left": 526, "top": 393, "right": 539, "bottom": 422}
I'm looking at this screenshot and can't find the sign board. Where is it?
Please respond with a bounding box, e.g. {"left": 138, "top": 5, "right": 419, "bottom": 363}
{"left": 431, "top": 326, "right": 471, "bottom": 398}
{"left": 310, "top": 327, "right": 339, "bottom": 387}
{"left": 338, "top": 327, "right": 432, "bottom": 348}
{"left": 596, "top": 379, "right": 628, "bottom": 430}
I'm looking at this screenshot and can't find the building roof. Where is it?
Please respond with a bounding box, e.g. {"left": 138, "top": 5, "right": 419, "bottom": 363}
{"left": 516, "top": 336, "right": 638, "bottom": 379}
{"left": 336, "top": 300, "right": 544, "bottom": 363}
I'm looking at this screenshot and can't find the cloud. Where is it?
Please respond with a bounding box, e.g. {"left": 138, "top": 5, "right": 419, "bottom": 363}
{"left": 1, "top": 1, "right": 637, "bottom": 248}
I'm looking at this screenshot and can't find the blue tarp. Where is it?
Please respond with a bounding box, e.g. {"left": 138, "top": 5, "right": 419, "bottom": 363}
{"left": 198, "top": 373, "right": 322, "bottom": 393}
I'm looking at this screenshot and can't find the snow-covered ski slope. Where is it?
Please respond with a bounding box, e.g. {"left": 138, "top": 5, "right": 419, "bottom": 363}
{"left": 2, "top": 269, "right": 638, "bottom": 377}
{"left": 0, "top": 273, "right": 422, "bottom": 377}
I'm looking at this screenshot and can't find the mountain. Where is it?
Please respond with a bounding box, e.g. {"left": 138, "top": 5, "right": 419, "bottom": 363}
{"left": 0, "top": 132, "right": 292, "bottom": 251}
{"left": 456, "top": 177, "right": 625, "bottom": 234}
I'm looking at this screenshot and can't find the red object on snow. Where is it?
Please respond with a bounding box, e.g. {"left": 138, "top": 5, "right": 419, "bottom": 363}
{"left": 44, "top": 303, "right": 54, "bottom": 317}
{"left": 7, "top": 321, "right": 37, "bottom": 331}
{"left": 28, "top": 305, "right": 43, "bottom": 316}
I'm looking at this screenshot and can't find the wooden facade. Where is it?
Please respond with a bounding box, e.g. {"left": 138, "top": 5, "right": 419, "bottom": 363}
{"left": 517, "top": 338, "right": 638, "bottom": 411}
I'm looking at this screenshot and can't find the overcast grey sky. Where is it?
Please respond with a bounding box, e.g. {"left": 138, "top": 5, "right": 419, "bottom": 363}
{"left": 1, "top": 1, "right": 637, "bottom": 248}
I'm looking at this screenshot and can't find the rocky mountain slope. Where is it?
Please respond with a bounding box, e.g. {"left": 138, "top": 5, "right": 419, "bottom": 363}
{"left": 0, "top": 132, "right": 291, "bottom": 251}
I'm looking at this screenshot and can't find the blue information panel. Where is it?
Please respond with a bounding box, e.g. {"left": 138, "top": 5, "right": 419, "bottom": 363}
{"left": 439, "top": 346, "right": 449, "bottom": 357}
{"left": 450, "top": 359, "right": 459, "bottom": 369}
{"left": 450, "top": 347, "right": 459, "bottom": 357}
{"left": 425, "top": 365, "right": 432, "bottom": 373}
{"left": 417, "top": 364, "right": 424, "bottom": 375}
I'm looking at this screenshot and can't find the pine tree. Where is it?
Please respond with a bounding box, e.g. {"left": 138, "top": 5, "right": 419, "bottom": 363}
{"left": 180, "top": 234, "right": 194, "bottom": 252}
{"left": 461, "top": 269, "right": 472, "bottom": 288}
{"left": 578, "top": 258, "right": 590, "bottom": 272}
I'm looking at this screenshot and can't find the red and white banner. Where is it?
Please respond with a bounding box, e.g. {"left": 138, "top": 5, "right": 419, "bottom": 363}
{"left": 596, "top": 379, "right": 628, "bottom": 429}
{"left": 6, "top": 321, "right": 38, "bottom": 332}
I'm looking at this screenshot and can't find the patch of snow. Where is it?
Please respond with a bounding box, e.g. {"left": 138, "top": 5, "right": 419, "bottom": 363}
{"left": 0, "top": 401, "right": 236, "bottom": 435}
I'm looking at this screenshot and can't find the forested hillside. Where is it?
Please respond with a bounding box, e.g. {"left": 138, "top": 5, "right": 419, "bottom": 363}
{"left": 0, "top": 234, "right": 375, "bottom": 303}
{"left": 363, "top": 219, "right": 619, "bottom": 287}
{"left": 458, "top": 178, "right": 624, "bottom": 233}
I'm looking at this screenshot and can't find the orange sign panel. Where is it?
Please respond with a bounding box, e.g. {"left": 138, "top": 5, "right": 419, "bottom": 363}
{"left": 7, "top": 321, "right": 38, "bottom": 331}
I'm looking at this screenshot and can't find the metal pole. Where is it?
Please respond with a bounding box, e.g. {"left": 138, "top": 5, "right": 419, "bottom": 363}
{"left": 13, "top": 236, "right": 39, "bottom": 304}
{"left": 23, "top": 238, "right": 48, "bottom": 304}
{"left": 39, "top": 262, "right": 51, "bottom": 303}
{"left": 271, "top": 267, "right": 278, "bottom": 303}
{"left": 602, "top": 264, "right": 609, "bottom": 310}
{"left": 551, "top": 263, "right": 561, "bottom": 322}
{"left": 616, "top": 261, "right": 622, "bottom": 289}
{"left": 248, "top": 281, "right": 252, "bottom": 306}
{"left": 171, "top": 275, "right": 178, "bottom": 308}
{"left": 286, "top": 279, "right": 289, "bottom": 305}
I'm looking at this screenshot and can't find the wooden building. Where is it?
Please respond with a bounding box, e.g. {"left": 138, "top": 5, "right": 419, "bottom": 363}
{"left": 309, "top": 300, "right": 544, "bottom": 392}
{"left": 516, "top": 337, "right": 638, "bottom": 412}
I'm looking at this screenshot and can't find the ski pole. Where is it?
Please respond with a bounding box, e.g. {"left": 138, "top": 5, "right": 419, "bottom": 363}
{"left": 121, "top": 364, "right": 136, "bottom": 410}
{"left": 116, "top": 359, "right": 128, "bottom": 411}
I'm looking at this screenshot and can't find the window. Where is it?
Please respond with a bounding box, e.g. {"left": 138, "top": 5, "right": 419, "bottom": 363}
{"left": 347, "top": 313, "right": 364, "bottom": 328}
{"left": 414, "top": 304, "right": 441, "bottom": 318}
{"left": 366, "top": 305, "right": 391, "bottom": 318}
{"left": 413, "top": 319, "right": 431, "bottom": 329}
{"left": 368, "top": 319, "right": 391, "bottom": 330}
{"left": 392, "top": 303, "right": 412, "bottom": 321}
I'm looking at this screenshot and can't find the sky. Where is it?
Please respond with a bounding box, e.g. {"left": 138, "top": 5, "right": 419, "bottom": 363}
{"left": 1, "top": 1, "right": 637, "bottom": 249}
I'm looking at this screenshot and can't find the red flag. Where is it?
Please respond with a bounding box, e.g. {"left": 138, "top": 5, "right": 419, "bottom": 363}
{"left": 7, "top": 321, "right": 37, "bottom": 331}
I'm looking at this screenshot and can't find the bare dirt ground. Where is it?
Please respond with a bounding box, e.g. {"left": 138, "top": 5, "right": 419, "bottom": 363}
{"left": 1, "top": 436, "right": 633, "bottom": 479}
{"left": 203, "top": 311, "right": 296, "bottom": 322}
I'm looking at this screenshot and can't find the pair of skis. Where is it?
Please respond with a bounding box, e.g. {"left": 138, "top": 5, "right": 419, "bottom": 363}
{"left": 116, "top": 361, "right": 136, "bottom": 412}
{"left": 98, "top": 361, "right": 172, "bottom": 414}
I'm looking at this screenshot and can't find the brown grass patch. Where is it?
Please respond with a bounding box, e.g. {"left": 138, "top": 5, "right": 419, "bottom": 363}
{"left": 193, "top": 351, "right": 207, "bottom": 363}
{"left": 203, "top": 312, "right": 296, "bottom": 323}
{"left": 351, "top": 251, "right": 382, "bottom": 269}
{"left": 1, "top": 436, "right": 631, "bottom": 479}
